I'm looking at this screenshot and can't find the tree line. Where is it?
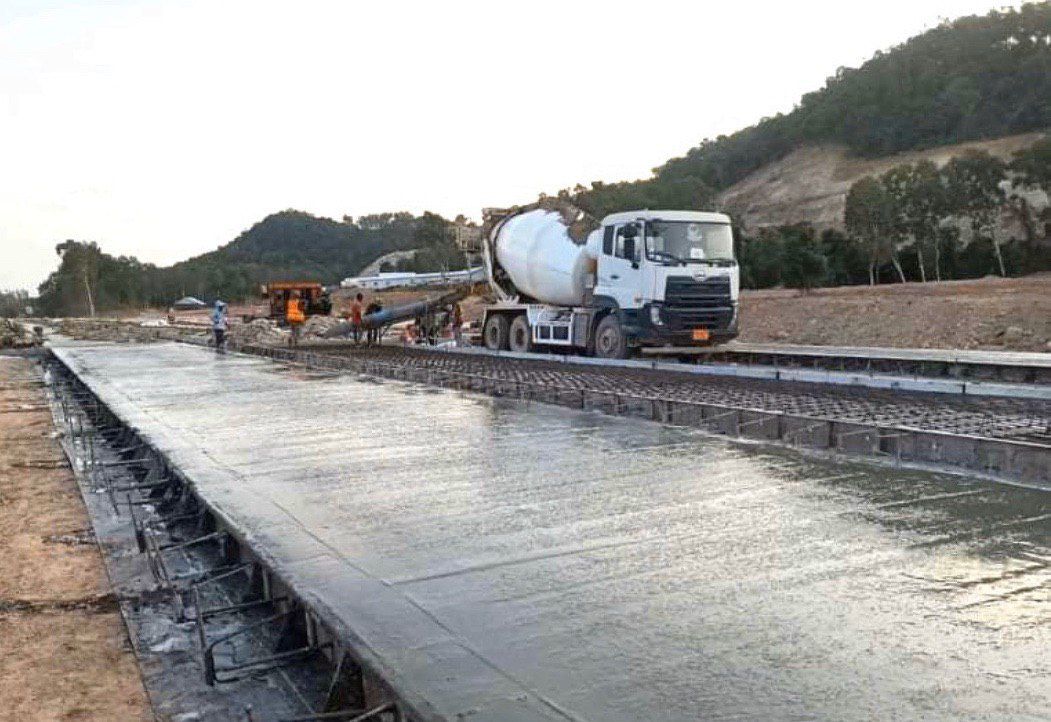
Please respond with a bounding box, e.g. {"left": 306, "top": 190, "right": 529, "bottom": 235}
{"left": 739, "top": 138, "right": 1051, "bottom": 290}
{"left": 33, "top": 210, "right": 467, "bottom": 316}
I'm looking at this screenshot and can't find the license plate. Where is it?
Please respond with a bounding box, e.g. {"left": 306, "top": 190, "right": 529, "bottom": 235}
{"left": 692, "top": 328, "right": 710, "bottom": 342}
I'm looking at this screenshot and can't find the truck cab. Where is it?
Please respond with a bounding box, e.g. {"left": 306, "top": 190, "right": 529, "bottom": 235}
{"left": 588, "top": 210, "right": 739, "bottom": 351}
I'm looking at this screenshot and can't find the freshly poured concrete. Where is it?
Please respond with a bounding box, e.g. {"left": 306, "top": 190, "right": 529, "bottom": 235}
{"left": 55, "top": 343, "right": 1051, "bottom": 721}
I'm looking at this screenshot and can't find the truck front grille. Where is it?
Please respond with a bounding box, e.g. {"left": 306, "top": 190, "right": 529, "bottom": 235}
{"left": 663, "top": 276, "right": 734, "bottom": 329}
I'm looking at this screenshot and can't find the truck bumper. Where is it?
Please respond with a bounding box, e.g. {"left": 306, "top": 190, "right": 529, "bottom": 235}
{"left": 626, "top": 302, "right": 739, "bottom": 346}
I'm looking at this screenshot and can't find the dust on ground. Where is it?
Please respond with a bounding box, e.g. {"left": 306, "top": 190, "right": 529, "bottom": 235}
{"left": 739, "top": 273, "right": 1051, "bottom": 351}
{"left": 0, "top": 356, "right": 150, "bottom": 722}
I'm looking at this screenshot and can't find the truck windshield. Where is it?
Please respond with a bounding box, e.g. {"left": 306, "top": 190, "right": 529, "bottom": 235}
{"left": 644, "top": 221, "right": 734, "bottom": 264}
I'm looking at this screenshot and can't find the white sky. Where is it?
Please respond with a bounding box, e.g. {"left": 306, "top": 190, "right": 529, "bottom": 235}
{"left": 0, "top": 0, "right": 1019, "bottom": 290}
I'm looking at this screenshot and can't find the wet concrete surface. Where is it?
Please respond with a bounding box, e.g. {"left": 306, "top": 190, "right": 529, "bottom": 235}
{"left": 54, "top": 342, "right": 1051, "bottom": 721}
{"left": 303, "top": 344, "right": 1051, "bottom": 442}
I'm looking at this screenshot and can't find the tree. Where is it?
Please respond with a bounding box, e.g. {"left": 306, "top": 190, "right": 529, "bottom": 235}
{"left": 555, "top": 176, "right": 715, "bottom": 219}
{"left": 881, "top": 160, "right": 948, "bottom": 281}
{"left": 737, "top": 228, "right": 784, "bottom": 289}
{"left": 0, "top": 290, "right": 30, "bottom": 317}
{"left": 1010, "top": 136, "right": 1051, "bottom": 191}
{"left": 780, "top": 225, "right": 828, "bottom": 291}
{"left": 1009, "top": 136, "right": 1051, "bottom": 240}
{"left": 845, "top": 177, "right": 900, "bottom": 284}
{"left": 942, "top": 150, "right": 1009, "bottom": 276}
{"left": 820, "top": 228, "right": 868, "bottom": 286}
{"left": 49, "top": 240, "right": 102, "bottom": 316}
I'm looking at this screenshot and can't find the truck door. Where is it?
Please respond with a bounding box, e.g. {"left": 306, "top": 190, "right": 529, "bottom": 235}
{"left": 595, "top": 222, "right": 643, "bottom": 310}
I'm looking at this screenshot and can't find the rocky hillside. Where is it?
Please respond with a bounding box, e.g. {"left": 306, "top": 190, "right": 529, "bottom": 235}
{"left": 718, "top": 132, "right": 1048, "bottom": 232}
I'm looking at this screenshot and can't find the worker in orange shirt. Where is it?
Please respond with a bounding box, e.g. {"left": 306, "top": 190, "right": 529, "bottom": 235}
{"left": 286, "top": 291, "right": 305, "bottom": 348}
{"left": 349, "top": 292, "right": 364, "bottom": 344}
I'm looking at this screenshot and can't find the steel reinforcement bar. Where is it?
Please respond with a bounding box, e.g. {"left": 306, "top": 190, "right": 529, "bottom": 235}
{"left": 240, "top": 344, "right": 1051, "bottom": 488}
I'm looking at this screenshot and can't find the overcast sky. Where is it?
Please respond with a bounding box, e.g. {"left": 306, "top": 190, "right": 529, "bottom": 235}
{"left": 0, "top": 0, "right": 1020, "bottom": 290}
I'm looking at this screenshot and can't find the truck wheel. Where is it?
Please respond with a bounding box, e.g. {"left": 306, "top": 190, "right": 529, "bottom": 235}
{"left": 594, "top": 314, "right": 628, "bottom": 359}
{"left": 483, "top": 314, "right": 510, "bottom": 351}
{"left": 508, "top": 315, "right": 533, "bottom": 353}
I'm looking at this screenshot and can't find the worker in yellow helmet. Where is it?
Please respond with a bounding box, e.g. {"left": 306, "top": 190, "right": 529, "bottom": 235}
{"left": 286, "top": 290, "right": 305, "bottom": 348}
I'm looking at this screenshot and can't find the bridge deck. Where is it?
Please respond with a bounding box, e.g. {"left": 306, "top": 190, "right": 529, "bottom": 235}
{"left": 54, "top": 342, "right": 1051, "bottom": 721}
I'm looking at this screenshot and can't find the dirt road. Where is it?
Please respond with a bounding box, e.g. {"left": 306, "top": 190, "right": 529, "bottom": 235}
{"left": 0, "top": 355, "right": 149, "bottom": 722}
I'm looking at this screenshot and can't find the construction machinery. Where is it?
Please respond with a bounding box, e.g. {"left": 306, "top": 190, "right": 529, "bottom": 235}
{"left": 261, "top": 282, "right": 332, "bottom": 322}
{"left": 478, "top": 202, "right": 739, "bottom": 359}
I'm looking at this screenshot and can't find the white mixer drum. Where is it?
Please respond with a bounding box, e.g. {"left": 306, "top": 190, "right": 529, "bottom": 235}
{"left": 494, "top": 209, "right": 590, "bottom": 306}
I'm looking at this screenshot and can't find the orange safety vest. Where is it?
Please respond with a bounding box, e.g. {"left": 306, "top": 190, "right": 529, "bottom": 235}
{"left": 286, "top": 299, "right": 305, "bottom": 324}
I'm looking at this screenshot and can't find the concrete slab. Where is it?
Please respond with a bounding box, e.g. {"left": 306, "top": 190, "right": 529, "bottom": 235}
{"left": 53, "top": 342, "right": 1051, "bottom": 721}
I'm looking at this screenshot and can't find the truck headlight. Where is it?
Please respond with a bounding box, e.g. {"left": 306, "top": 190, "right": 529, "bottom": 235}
{"left": 650, "top": 305, "right": 663, "bottom": 325}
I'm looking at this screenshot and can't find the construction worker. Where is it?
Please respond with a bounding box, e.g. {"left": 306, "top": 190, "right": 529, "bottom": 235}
{"left": 364, "top": 299, "right": 382, "bottom": 345}
{"left": 286, "top": 290, "right": 305, "bottom": 348}
{"left": 451, "top": 302, "right": 464, "bottom": 347}
{"left": 349, "top": 292, "right": 364, "bottom": 344}
{"left": 211, "top": 300, "right": 229, "bottom": 354}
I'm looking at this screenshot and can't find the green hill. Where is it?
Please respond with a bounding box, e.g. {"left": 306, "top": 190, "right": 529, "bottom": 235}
{"left": 559, "top": 3, "right": 1051, "bottom": 216}
{"left": 36, "top": 210, "right": 466, "bottom": 315}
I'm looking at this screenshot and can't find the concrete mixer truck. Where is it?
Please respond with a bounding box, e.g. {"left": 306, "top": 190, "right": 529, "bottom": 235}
{"left": 479, "top": 204, "right": 739, "bottom": 358}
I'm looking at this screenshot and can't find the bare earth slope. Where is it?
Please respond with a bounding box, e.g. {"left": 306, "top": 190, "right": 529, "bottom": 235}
{"left": 718, "top": 133, "right": 1047, "bottom": 231}
{"left": 739, "top": 273, "right": 1051, "bottom": 351}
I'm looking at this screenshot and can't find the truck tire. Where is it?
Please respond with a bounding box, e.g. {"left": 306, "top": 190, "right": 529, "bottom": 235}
{"left": 508, "top": 314, "right": 533, "bottom": 353}
{"left": 593, "top": 314, "right": 628, "bottom": 359}
{"left": 483, "top": 313, "right": 510, "bottom": 351}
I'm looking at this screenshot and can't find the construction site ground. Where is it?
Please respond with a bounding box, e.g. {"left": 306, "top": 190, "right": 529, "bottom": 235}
{"left": 113, "top": 274, "right": 1051, "bottom": 354}
{"left": 736, "top": 273, "right": 1051, "bottom": 352}
{"left": 0, "top": 354, "right": 149, "bottom": 722}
